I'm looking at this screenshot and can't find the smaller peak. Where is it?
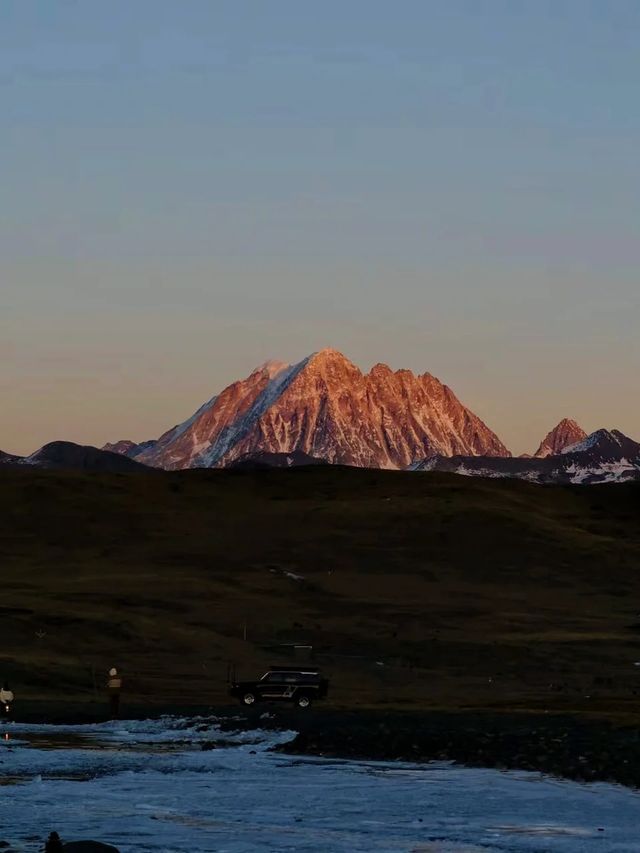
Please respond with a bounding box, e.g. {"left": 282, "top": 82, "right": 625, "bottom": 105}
{"left": 588, "top": 428, "right": 637, "bottom": 447}
{"left": 368, "top": 361, "right": 393, "bottom": 375}
{"left": 560, "top": 428, "right": 612, "bottom": 455}
{"left": 556, "top": 417, "right": 582, "bottom": 429}
{"left": 30, "top": 440, "right": 75, "bottom": 456}
{"left": 103, "top": 439, "right": 137, "bottom": 453}
{"left": 308, "top": 348, "right": 357, "bottom": 369}
{"left": 533, "top": 417, "right": 587, "bottom": 458}
{"left": 311, "top": 347, "right": 348, "bottom": 360}
{"left": 565, "top": 428, "right": 640, "bottom": 456}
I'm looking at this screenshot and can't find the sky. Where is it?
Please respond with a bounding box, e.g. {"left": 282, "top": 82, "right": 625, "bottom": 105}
{"left": 2, "top": 0, "right": 639, "bottom": 456}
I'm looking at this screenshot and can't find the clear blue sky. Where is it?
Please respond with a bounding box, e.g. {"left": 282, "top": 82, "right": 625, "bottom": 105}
{"left": 3, "top": 0, "right": 639, "bottom": 455}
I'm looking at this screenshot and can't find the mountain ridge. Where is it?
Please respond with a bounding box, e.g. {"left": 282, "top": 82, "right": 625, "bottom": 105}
{"left": 0, "top": 441, "right": 151, "bottom": 473}
{"left": 412, "top": 428, "right": 640, "bottom": 484}
{"left": 129, "top": 348, "right": 510, "bottom": 470}
{"left": 6, "top": 353, "right": 638, "bottom": 484}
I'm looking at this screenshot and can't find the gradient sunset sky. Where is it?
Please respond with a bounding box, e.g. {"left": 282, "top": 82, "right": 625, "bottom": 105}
{"left": 3, "top": 1, "right": 639, "bottom": 456}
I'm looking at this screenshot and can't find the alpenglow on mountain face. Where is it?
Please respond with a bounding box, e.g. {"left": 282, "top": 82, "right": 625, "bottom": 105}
{"left": 122, "top": 349, "right": 509, "bottom": 470}
{"left": 533, "top": 418, "right": 587, "bottom": 458}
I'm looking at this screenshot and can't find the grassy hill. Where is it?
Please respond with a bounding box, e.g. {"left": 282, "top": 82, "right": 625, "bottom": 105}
{"left": 1, "top": 465, "right": 640, "bottom": 716}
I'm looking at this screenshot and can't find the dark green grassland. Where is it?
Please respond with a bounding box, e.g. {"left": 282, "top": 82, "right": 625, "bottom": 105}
{"left": 1, "top": 466, "right": 640, "bottom": 719}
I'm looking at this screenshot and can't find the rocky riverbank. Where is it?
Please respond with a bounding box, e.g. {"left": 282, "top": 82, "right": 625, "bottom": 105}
{"left": 266, "top": 709, "right": 640, "bottom": 788}
{"left": 204, "top": 704, "right": 640, "bottom": 788}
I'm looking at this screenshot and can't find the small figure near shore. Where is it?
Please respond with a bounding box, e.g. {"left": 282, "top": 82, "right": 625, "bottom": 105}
{"left": 0, "top": 681, "right": 14, "bottom": 720}
{"left": 106, "top": 667, "right": 122, "bottom": 720}
{"left": 45, "top": 833, "right": 63, "bottom": 852}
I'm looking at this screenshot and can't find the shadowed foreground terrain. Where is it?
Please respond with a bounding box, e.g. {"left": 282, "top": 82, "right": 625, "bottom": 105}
{"left": 1, "top": 466, "right": 640, "bottom": 719}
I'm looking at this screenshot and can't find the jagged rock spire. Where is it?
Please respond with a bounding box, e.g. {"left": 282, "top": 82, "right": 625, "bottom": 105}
{"left": 533, "top": 419, "right": 587, "bottom": 458}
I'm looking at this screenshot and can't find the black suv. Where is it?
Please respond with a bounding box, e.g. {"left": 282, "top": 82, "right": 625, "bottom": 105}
{"left": 229, "top": 666, "right": 329, "bottom": 709}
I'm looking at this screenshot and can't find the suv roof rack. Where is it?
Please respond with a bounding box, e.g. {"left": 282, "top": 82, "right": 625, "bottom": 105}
{"left": 268, "top": 665, "right": 320, "bottom": 673}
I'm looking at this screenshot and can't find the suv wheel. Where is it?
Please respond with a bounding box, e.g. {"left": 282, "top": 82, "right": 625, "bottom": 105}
{"left": 242, "top": 692, "right": 256, "bottom": 706}
{"left": 296, "top": 694, "right": 312, "bottom": 709}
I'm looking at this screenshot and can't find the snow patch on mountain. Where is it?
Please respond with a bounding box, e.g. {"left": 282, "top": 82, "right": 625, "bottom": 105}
{"left": 163, "top": 394, "right": 219, "bottom": 446}
{"left": 414, "top": 428, "right": 640, "bottom": 485}
{"left": 562, "top": 431, "right": 606, "bottom": 455}
{"left": 194, "top": 358, "right": 310, "bottom": 467}
{"left": 562, "top": 429, "right": 624, "bottom": 455}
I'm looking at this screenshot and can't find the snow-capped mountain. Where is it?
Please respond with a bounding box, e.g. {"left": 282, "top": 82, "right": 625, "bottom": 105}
{"left": 412, "top": 428, "right": 640, "bottom": 484}
{"left": 560, "top": 428, "right": 640, "bottom": 461}
{"left": 533, "top": 419, "right": 587, "bottom": 458}
{"left": 114, "top": 349, "right": 509, "bottom": 470}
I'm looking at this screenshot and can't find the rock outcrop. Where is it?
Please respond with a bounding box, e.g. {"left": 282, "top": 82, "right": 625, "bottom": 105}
{"left": 533, "top": 419, "right": 587, "bottom": 458}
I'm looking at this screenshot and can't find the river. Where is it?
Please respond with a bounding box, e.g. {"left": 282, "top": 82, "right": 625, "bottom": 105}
{"left": 0, "top": 717, "right": 638, "bottom": 851}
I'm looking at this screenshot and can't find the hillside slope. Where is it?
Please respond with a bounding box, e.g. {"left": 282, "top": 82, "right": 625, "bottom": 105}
{"left": 1, "top": 442, "right": 151, "bottom": 472}
{"left": 27, "top": 441, "right": 151, "bottom": 472}
{"left": 1, "top": 466, "right": 639, "bottom": 714}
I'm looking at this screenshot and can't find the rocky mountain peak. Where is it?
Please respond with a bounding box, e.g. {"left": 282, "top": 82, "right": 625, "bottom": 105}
{"left": 561, "top": 428, "right": 640, "bottom": 459}
{"left": 311, "top": 347, "right": 351, "bottom": 361}
{"left": 533, "top": 418, "right": 587, "bottom": 458}
{"left": 306, "top": 348, "right": 358, "bottom": 373}
{"left": 368, "top": 362, "right": 394, "bottom": 378}
{"left": 128, "top": 349, "right": 510, "bottom": 470}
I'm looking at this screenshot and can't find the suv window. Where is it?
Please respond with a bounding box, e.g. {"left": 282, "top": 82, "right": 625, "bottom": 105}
{"left": 262, "top": 670, "right": 320, "bottom": 683}
{"left": 263, "top": 671, "right": 306, "bottom": 683}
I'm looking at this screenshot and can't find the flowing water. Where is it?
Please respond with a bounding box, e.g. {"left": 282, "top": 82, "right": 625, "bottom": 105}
{"left": 0, "top": 717, "right": 638, "bottom": 852}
